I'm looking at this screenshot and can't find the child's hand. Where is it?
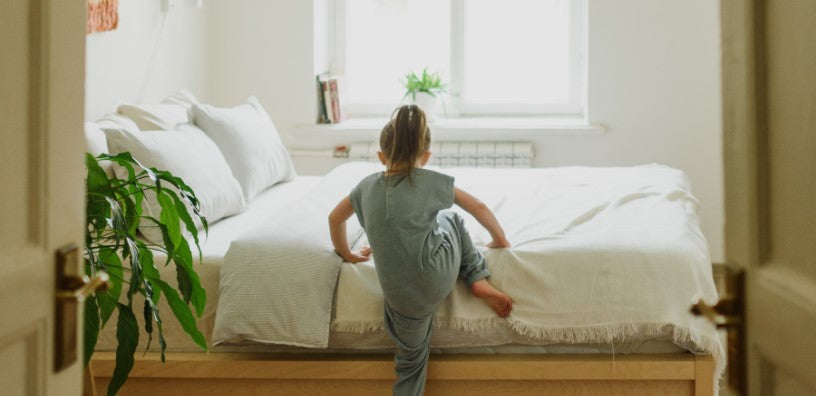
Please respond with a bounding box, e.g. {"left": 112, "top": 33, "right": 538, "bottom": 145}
{"left": 486, "top": 237, "right": 511, "bottom": 249}
{"left": 343, "top": 246, "right": 372, "bottom": 263}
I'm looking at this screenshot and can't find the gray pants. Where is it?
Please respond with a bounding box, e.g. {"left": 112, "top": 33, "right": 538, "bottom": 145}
{"left": 383, "top": 211, "right": 489, "bottom": 396}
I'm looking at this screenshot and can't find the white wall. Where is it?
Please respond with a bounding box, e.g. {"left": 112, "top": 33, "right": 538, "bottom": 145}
{"left": 84, "top": 0, "right": 723, "bottom": 261}
{"left": 203, "top": 0, "right": 724, "bottom": 261}
{"left": 85, "top": 0, "right": 209, "bottom": 120}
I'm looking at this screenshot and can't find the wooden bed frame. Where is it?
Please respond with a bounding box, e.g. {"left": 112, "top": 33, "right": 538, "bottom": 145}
{"left": 90, "top": 352, "right": 715, "bottom": 395}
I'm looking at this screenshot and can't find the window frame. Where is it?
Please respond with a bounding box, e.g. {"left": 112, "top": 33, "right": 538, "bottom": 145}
{"left": 331, "top": 0, "right": 587, "bottom": 118}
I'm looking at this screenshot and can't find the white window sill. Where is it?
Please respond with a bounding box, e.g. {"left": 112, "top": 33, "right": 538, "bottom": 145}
{"left": 295, "top": 117, "right": 605, "bottom": 139}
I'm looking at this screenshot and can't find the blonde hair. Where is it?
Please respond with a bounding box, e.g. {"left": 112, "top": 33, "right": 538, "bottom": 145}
{"left": 379, "top": 105, "right": 431, "bottom": 178}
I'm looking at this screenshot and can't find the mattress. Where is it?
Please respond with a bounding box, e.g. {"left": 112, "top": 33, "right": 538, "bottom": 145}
{"left": 97, "top": 169, "right": 693, "bottom": 356}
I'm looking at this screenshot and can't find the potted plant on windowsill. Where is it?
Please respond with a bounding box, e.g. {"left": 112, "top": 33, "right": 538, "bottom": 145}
{"left": 402, "top": 68, "right": 449, "bottom": 121}
{"left": 84, "top": 152, "right": 208, "bottom": 395}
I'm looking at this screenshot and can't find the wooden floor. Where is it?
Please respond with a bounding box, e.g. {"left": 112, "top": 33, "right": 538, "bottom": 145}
{"left": 90, "top": 352, "right": 715, "bottom": 396}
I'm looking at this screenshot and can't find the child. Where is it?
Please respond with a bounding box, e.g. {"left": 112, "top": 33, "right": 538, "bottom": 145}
{"left": 328, "top": 104, "right": 513, "bottom": 396}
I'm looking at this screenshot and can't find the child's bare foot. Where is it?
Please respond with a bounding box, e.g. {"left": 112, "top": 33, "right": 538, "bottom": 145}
{"left": 470, "top": 279, "right": 513, "bottom": 318}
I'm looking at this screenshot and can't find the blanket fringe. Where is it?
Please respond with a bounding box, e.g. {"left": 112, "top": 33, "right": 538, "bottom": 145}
{"left": 331, "top": 320, "right": 385, "bottom": 333}
{"left": 332, "top": 317, "right": 725, "bottom": 393}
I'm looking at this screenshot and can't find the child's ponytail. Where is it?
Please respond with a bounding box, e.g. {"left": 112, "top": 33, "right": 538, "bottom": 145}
{"left": 380, "top": 104, "right": 431, "bottom": 178}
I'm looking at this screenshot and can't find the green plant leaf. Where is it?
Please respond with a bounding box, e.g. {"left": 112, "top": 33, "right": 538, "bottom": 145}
{"left": 169, "top": 192, "right": 203, "bottom": 260}
{"left": 137, "top": 246, "right": 163, "bottom": 305}
{"left": 107, "top": 303, "right": 139, "bottom": 396}
{"left": 90, "top": 250, "right": 120, "bottom": 326}
{"left": 141, "top": 216, "right": 174, "bottom": 266}
{"left": 86, "top": 153, "right": 105, "bottom": 184}
{"left": 154, "top": 279, "right": 207, "bottom": 351}
{"left": 165, "top": 233, "right": 206, "bottom": 316}
{"left": 117, "top": 188, "right": 140, "bottom": 236}
{"left": 83, "top": 296, "right": 100, "bottom": 367}
{"left": 157, "top": 191, "right": 182, "bottom": 247}
{"left": 125, "top": 238, "right": 143, "bottom": 299}
{"left": 175, "top": 263, "right": 193, "bottom": 305}
{"left": 104, "top": 196, "right": 126, "bottom": 234}
{"left": 98, "top": 248, "right": 123, "bottom": 310}
{"left": 97, "top": 291, "right": 117, "bottom": 327}
{"left": 142, "top": 300, "right": 153, "bottom": 354}
{"left": 138, "top": 246, "right": 168, "bottom": 361}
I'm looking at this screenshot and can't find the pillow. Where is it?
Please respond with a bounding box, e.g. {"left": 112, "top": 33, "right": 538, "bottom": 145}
{"left": 84, "top": 122, "right": 109, "bottom": 156}
{"left": 104, "top": 128, "right": 247, "bottom": 243}
{"left": 192, "top": 97, "right": 297, "bottom": 200}
{"left": 118, "top": 103, "right": 191, "bottom": 131}
{"left": 89, "top": 113, "right": 138, "bottom": 177}
{"left": 96, "top": 113, "right": 140, "bottom": 134}
{"left": 162, "top": 89, "right": 199, "bottom": 111}
{"left": 84, "top": 122, "right": 115, "bottom": 177}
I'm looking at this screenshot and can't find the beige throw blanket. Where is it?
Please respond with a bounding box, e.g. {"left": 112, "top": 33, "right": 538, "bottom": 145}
{"left": 332, "top": 163, "right": 724, "bottom": 379}
{"left": 214, "top": 162, "right": 723, "bottom": 383}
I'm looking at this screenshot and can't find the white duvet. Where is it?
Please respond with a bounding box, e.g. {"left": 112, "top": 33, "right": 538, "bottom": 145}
{"left": 213, "top": 162, "right": 723, "bottom": 379}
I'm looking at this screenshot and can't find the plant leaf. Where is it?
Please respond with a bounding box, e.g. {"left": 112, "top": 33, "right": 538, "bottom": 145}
{"left": 169, "top": 237, "right": 206, "bottom": 316}
{"left": 169, "top": 192, "right": 203, "bottom": 260}
{"left": 157, "top": 190, "right": 182, "bottom": 247}
{"left": 142, "top": 300, "right": 153, "bottom": 354}
{"left": 83, "top": 296, "right": 100, "bottom": 367}
{"left": 138, "top": 246, "right": 168, "bottom": 361}
{"left": 96, "top": 291, "right": 117, "bottom": 327}
{"left": 154, "top": 279, "right": 207, "bottom": 351}
{"left": 175, "top": 263, "right": 193, "bottom": 305}
{"left": 141, "top": 216, "right": 174, "bottom": 266}
{"left": 125, "top": 238, "right": 143, "bottom": 299}
{"left": 98, "top": 248, "right": 123, "bottom": 307}
{"left": 107, "top": 303, "right": 139, "bottom": 396}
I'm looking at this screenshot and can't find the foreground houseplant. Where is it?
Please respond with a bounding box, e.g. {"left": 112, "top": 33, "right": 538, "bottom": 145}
{"left": 402, "top": 68, "right": 449, "bottom": 120}
{"left": 84, "top": 152, "right": 208, "bottom": 395}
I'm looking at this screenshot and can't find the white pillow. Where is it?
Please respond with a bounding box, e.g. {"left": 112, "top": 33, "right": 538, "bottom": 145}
{"left": 96, "top": 113, "right": 140, "bottom": 134}
{"left": 84, "top": 122, "right": 109, "bottom": 156}
{"left": 162, "top": 89, "right": 199, "bottom": 111}
{"left": 84, "top": 122, "right": 115, "bottom": 177}
{"left": 118, "top": 103, "right": 191, "bottom": 131}
{"left": 192, "top": 97, "right": 297, "bottom": 200}
{"left": 104, "top": 128, "right": 247, "bottom": 243}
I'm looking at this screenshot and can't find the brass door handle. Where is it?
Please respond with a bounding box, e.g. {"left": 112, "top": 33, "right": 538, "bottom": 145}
{"left": 690, "top": 298, "right": 741, "bottom": 328}
{"left": 56, "top": 273, "right": 109, "bottom": 302}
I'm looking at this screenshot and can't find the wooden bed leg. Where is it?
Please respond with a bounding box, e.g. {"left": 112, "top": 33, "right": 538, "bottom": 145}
{"left": 83, "top": 362, "right": 98, "bottom": 396}
{"left": 694, "top": 354, "right": 715, "bottom": 396}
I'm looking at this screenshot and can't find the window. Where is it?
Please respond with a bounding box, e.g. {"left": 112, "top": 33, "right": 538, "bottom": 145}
{"left": 333, "top": 0, "right": 586, "bottom": 118}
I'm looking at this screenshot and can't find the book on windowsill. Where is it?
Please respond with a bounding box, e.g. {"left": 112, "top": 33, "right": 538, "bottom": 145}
{"left": 316, "top": 73, "right": 346, "bottom": 124}
{"left": 315, "top": 74, "right": 329, "bottom": 124}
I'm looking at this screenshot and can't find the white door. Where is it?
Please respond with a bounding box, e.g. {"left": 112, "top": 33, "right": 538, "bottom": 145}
{"left": 721, "top": 1, "right": 816, "bottom": 395}
{"left": 0, "top": 0, "right": 87, "bottom": 395}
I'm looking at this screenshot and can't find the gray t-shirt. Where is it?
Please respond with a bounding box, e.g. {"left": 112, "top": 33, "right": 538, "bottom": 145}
{"left": 349, "top": 168, "right": 455, "bottom": 306}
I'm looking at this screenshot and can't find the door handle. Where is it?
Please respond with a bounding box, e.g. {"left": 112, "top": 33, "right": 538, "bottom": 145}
{"left": 690, "top": 263, "right": 746, "bottom": 395}
{"left": 689, "top": 297, "right": 741, "bottom": 328}
{"left": 56, "top": 273, "right": 109, "bottom": 302}
{"left": 54, "top": 243, "right": 109, "bottom": 372}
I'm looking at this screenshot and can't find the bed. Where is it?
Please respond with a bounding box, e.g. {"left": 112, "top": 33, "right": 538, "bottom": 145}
{"left": 92, "top": 162, "right": 722, "bottom": 396}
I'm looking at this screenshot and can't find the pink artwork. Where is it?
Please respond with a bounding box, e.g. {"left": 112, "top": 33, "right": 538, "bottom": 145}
{"left": 87, "top": 0, "right": 118, "bottom": 34}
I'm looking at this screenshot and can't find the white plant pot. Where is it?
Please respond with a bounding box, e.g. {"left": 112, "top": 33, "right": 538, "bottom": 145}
{"left": 411, "top": 92, "right": 439, "bottom": 122}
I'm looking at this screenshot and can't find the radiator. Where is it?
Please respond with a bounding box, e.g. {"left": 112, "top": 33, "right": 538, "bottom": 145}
{"left": 348, "top": 141, "right": 534, "bottom": 168}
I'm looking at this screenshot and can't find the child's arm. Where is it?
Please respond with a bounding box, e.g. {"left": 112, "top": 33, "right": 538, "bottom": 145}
{"left": 329, "top": 196, "right": 372, "bottom": 263}
{"left": 454, "top": 187, "right": 511, "bottom": 248}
